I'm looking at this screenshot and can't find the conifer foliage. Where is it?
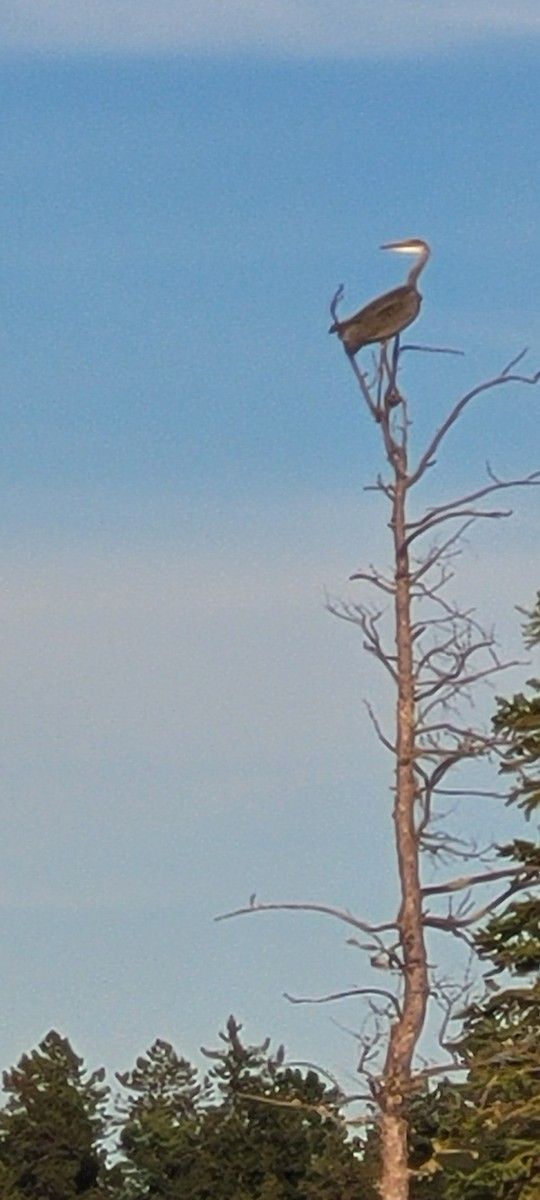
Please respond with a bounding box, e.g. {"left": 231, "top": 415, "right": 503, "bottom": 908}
{"left": 115, "top": 1037, "right": 206, "bottom": 1198}
{"left": 0, "top": 1022, "right": 374, "bottom": 1200}
{"left": 116, "top": 1016, "right": 377, "bottom": 1200}
{"left": 437, "top": 603, "right": 540, "bottom": 1200}
{"left": 0, "top": 1029, "right": 110, "bottom": 1198}
{"left": 0, "top": 1020, "right": 378, "bottom": 1200}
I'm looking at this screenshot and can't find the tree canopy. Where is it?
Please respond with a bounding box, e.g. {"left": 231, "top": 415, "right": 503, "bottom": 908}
{"left": 116, "top": 1015, "right": 378, "bottom": 1200}
{"left": 0, "top": 1029, "right": 110, "bottom": 1199}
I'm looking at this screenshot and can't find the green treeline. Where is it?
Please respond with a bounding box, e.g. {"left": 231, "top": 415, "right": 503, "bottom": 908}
{"left": 0, "top": 944, "right": 538, "bottom": 1200}
{"left": 0, "top": 1017, "right": 379, "bottom": 1200}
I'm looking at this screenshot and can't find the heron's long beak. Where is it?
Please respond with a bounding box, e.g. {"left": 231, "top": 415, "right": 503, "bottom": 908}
{"left": 380, "top": 241, "right": 419, "bottom": 254}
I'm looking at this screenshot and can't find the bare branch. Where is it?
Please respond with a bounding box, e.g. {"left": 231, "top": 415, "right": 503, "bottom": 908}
{"left": 284, "top": 987, "right": 402, "bottom": 1018}
{"left": 423, "top": 915, "right": 475, "bottom": 944}
{"left": 417, "top": 657, "right": 523, "bottom": 705}
{"left": 431, "top": 968, "right": 475, "bottom": 1054}
{"left": 236, "top": 1091, "right": 347, "bottom": 1125}
{"left": 413, "top": 1061, "right": 468, "bottom": 1079}
{"left": 409, "top": 520, "right": 476, "bottom": 584}
{"left": 432, "top": 787, "right": 509, "bottom": 799}
{"left": 418, "top": 826, "right": 491, "bottom": 865}
{"left": 365, "top": 701, "right": 396, "bottom": 753}
{"left": 426, "top": 878, "right": 531, "bottom": 934}
{"left": 501, "top": 347, "right": 529, "bottom": 375}
{"left": 347, "top": 569, "right": 396, "bottom": 594}
{"left": 329, "top": 284, "right": 345, "bottom": 326}
{"left": 363, "top": 473, "right": 395, "bottom": 498}
{"left": 405, "top": 507, "right": 511, "bottom": 547}
{"left": 328, "top": 604, "right": 399, "bottom": 682}
{"left": 421, "top": 863, "right": 540, "bottom": 897}
{"left": 400, "top": 343, "right": 465, "bottom": 357}
{"left": 406, "top": 470, "right": 540, "bottom": 536}
{"left": 409, "top": 361, "right": 540, "bottom": 486}
{"left": 348, "top": 354, "right": 381, "bottom": 421}
{"left": 215, "top": 899, "right": 397, "bottom": 936}
{"left": 414, "top": 635, "right": 497, "bottom": 688}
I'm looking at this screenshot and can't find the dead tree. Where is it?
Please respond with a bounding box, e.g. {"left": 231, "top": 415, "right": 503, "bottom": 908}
{"left": 218, "top": 312, "right": 540, "bottom": 1199}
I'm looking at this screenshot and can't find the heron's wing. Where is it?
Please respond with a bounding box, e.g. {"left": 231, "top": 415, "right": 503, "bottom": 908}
{"left": 340, "top": 285, "right": 415, "bottom": 329}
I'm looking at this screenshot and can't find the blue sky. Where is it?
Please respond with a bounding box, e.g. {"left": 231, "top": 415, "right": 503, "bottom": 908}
{"left": 1, "top": 3, "right": 540, "bottom": 1092}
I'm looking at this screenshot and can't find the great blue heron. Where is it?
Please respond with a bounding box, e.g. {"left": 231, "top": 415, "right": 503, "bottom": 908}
{"left": 329, "top": 238, "right": 431, "bottom": 356}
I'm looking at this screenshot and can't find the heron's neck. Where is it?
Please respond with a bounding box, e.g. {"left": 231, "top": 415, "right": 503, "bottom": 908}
{"left": 407, "top": 248, "right": 429, "bottom": 287}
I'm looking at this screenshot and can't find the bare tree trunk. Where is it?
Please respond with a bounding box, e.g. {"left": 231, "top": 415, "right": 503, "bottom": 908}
{"left": 378, "top": 1111, "right": 409, "bottom": 1200}
{"left": 377, "top": 451, "right": 429, "bottom": 1200}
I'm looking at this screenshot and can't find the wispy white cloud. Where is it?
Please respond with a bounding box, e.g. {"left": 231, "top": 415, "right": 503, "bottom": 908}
{"left": 1, "top": 0, "right": 540, "bottom": 59}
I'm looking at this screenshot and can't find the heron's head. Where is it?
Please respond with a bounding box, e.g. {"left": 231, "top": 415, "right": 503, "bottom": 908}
{"left": 380, "top": 238, "right": 430, "bottom": 256}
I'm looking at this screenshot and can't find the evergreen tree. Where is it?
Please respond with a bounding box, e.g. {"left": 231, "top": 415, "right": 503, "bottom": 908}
{"left": 493, "top": 592, "right": 540, "bottom": 821}
{"left": 402, "top": 890, "right": 540, "bottom": 1199}
{"left": 445, "top": 600, "right": 540, "bottom": 1198}
{"left": 116, "top": 1017, "right": 377, "bottom": 1199}
{"left": 426, "top": 861, "right": 540, "bottom": 1200}
{"left": 0, "top": 1029, "right": 111, "bottom": 1199}
{"left": 115, "top": 1038, "right": 204, "bottom": 1197}
{"left": 200, "top": 1015, "right": 376, "bottom": 1200}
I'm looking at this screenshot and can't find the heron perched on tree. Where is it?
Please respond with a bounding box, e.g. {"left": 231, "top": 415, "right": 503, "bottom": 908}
{"left": 329, "top": 238, "right": 431, "bottom": 356}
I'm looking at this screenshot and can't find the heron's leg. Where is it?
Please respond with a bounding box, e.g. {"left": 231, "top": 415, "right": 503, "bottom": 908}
{"left": 385, "top": 336, "right": 403, "bottom": 408}
{"left": 391, "top": 334, "right": 400, "bottom": 381}
{"left": 375, "top": 342, "right": 388, "bottom": 418}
